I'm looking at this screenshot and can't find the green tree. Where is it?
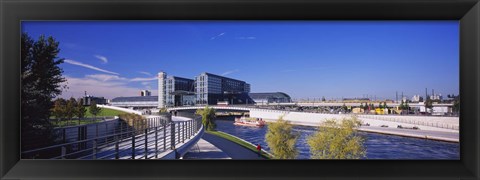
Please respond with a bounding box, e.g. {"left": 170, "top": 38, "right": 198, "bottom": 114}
{"left": 65, "top": 97, "right": 77, "bottom": 125}
{"left": 265, "top": 117, "right": 299, "bottom": 159}
{"left": 21, "top": 33, "right": 66, "bottom": 151}
{"left": 359, "top": 103, "right": 364, "bottom": 109}
{"left": 322, "top": 96, "right": 326, "bottom": 102}
{"left": 308, "top": 117, "right": 366, "bottom": 159}
{"left": 383, "top": 102, "right": 388, "bottom": 108}
{"left": 51, "top": 98, "right": 66, "bottom": 123}
{"left": 89, "top": 101, "right": 102, "bottom": 120}
{"left": 452, "top": 97, "right": 460, "bottom": 114}
{"left": 424, "top": 98, "right": 433, "bottom": 114}
{"left": 195, "top": 106, "right": 216, "bottom": 131}
{"left": 159, "top": 107, "right": 168, "bottom": 113}
{"left": 76, "top": 98, "right": 87, "bottom": 119}
{"left": 378, "top": 102, "right": 383, "bottom": 109}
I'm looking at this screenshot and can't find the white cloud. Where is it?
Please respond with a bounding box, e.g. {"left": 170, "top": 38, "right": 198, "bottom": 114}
{"left": 85, "top": 74, "right": 128, "bottom": 82}
{"left": 210, "top": 32, "right": 226, "bottom": 40}
{"left": 60, "top": 76, "right": 139, "bottom": 99}
{"left": 221, "top": 69, "right": 239, "bottom": 76}
{"left": 130, "top": 77, "right": 157, "bottom": 82}
{"left": 94, "top": 55, "right": 108, "bottom": 64}
{"left": 235, "top": 36, "right": 256, "bottom": 40}
{"left": 64, "top": 59, "right": 119, "bottom": 75}
{"left": 138, "top": 71, "right": 152, "bottom": 76}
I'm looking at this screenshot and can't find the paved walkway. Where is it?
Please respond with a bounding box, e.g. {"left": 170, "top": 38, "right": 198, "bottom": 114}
{"left": 183, "top": 138, "right": 231, "bottom": 159}
{"left": 200, "top": 133, "right": 264, "bottom": 159}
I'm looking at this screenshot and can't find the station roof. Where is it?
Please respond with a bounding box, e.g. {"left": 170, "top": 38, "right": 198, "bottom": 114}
{"left": 249, "top": 92, "right": 291, "bottom": 100}
{"left": 111, "top": 96, "right": 158, "bottom": 102}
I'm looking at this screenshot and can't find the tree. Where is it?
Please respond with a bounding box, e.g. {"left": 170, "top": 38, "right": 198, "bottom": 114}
{"left": 308, "top": 117, "right": 366, "bottom": 159}
{"left": 359, "top": 103, "right": 364, "bottom": 109}
{"left": 21, "top": 33, "right": 66, "bottom": 151}
{"left": 89, "top": 101, "right": 102, "bottom": 120}
{"left": 265, "top": 117, "right": 298, "bottom": 159}
{"left": 383, "top": 102, "right": 388, "bottom": 108}
{"left": 51, "top": 98, "right": 66, "bottom": 123}
{"left": 159, "top": 107, "right": 168, "bottom": 114}
{"left": 342, "top": 103, "right": 348, "bottom": 112}
{"left": 424, "top": 98, "right": 434, "bottom": 114}
{"left": 76, "top": 98, "right": 87, "bottom": 119}
{"left": 378, "top": 102, "right": 383, "bottom": 109}
{"left": 195, "top": 106, "right": 216, "bottom": 131}
{"left": 65, "top": 97, "right": 77, "bottom": 125}
{"left": 322, "top": 96, "right": 326, "bottom": 102}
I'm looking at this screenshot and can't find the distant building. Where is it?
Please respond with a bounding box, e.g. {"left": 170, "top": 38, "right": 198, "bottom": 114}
{"left": 82, "top": 95, "right": 108, "bottom": 106}
{"left": 195, "top": 72, "right": 252, "bottom": 105}
{"left": 140, "top": 90, "right": 151, "bottom": 96}
{"left": 342, "top": 98, "right": 370, "bottom": 103}
{"left": 411, "top": 95, "right": 421, "bottom": 102}
{"left": 111, "top": 96, "right": 158, "bottom": 109}
{"left": 158, "top": 72, "right": 167, "bottom": 108}
{"left": 249, "top": 92, "right": 291, "bottom": 104}
{"left": 430, "top": 94, "right": 443, "bottom": 101}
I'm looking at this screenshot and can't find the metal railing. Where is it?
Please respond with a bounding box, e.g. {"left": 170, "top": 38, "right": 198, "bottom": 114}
{"left": 21, "top": 115, "right": 203, "bottom": 159}
{"left": 357, "top": 114, "right": 459, "bottom": 130}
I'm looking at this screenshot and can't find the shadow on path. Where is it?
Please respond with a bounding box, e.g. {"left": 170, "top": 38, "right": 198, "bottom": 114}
{"left": 201, "top": 133, "right": 264, "bottom": 159}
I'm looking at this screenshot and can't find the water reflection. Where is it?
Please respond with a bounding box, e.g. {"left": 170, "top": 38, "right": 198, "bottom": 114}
{"left": 214, "top": 119, "right": 460, "bottom": 159}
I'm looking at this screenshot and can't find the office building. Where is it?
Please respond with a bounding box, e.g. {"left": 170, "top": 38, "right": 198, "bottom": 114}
{"left": 165, "top": 76, "right": 195, "bottom": 107}
{"left": 158, "top": 72, "right": 167, "bottom": 108}
{"left": 195, "top": 72, "right": 252, "bottom": 105}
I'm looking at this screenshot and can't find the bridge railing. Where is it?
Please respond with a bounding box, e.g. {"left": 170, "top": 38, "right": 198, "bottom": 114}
{"left": 21, "top": 115, "right": 203, "bottom": 159}
{"left": 357, "top": 114, "right": 459, "bottom": 130}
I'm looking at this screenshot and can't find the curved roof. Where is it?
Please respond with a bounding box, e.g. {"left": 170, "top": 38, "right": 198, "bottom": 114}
{"left": 248, "top": 92, "right": 291, "bottom": 100}
{"left": 111, "top": 96, "right": 158, "bottom": 102}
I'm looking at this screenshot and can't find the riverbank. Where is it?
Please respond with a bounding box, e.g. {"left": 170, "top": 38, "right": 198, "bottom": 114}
{"left": 258, "top": 118, "right": 459, "bottom": 143}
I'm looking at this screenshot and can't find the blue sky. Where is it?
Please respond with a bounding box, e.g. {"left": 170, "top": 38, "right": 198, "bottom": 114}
{"left": 22, "top": 21, "right": 459, "bottom": 100}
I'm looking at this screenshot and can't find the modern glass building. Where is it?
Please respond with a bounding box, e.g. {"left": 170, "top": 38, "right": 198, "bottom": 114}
{"left": 165, "top": 76, "right": 195, "bottom": 107}
{"left": 195, "top": 72, "right": 252, "bottom": 105}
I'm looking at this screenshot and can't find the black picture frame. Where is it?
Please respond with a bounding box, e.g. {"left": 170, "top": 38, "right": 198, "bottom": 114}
{"left": 1, "top": 0, "right": 479, "bottom": 179}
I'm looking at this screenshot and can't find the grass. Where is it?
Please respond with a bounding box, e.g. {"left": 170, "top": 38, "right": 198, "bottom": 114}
{"left": 52, "top": 119, "right": 104, "bottom": 127}
{"left": 206, "top": 130, "right": 272, "bottom": 159}
{"left": 50, "top": 107, "right": 126, "bottom": 127}
{"left": 85, "top": 107, "right": 125, "bottom": 117}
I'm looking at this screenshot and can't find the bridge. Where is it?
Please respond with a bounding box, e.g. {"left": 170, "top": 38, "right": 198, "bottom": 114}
{"left": 168, "top": 105, "right": 459, "bottom": 142}
{"left": 21, "top": 115, "right": 204, "bottom": 159}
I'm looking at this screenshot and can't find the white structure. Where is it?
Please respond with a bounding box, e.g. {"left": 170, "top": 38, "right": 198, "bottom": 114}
{"left": 430, "top": 94, "right": 443, "bottom": 101}
{"left": 158, "top": 72, "right": 167, "bottom": 108}
{"left": 411, "top": 95, "right": 421, "bottom": 102}
{"left": 141, "top": 90, "right": 151, "bottom": 96}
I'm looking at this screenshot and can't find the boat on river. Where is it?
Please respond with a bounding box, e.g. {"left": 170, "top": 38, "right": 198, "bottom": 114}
{"left": 234, "top": 117, "right": 265, "bottom": 127}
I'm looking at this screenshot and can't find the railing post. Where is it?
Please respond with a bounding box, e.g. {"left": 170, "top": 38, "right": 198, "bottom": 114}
{"left": 132, "top": 120, "right": 136, "bottom": 159}
{"left": 145, "top": 128, "right": 148, "bottom": 159}
{"left": 115, "top": 137, "right": 119, "bottom": 159}
{"left": 61, "top": 146, "right": 66, "bottom": 159}
{"left": 177, "top": 122, "right": 180, "bottom": 144}
{"left": 163, "top": 123, "right": 167, "bottom": 150}
{"left": 93, "top": 139, "right": 97, "bottom": 160}
{"left": 171, "top": 122, "right": 176, "bottom": 150}
{"left": 155, "top": 126, "right": 158, "bottom": 159}
{"left": 182, "top": 121, "right": 185, "bottom": 143}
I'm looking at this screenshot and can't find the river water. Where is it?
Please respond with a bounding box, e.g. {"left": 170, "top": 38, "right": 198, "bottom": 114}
{"left": 214, "top": 119, "right": 460, "bottom": 159}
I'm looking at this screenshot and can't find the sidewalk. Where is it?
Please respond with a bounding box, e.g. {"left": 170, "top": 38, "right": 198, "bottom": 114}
{"left": 183, "top": 138, "right": 231, "bottom": 159}
{"left": 200, "top": 133, "right": 264, "bottom": 159}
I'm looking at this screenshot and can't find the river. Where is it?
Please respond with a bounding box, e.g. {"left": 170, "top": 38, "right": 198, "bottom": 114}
{"left": 214, "top": 119, "right": 460, "bottom": 159}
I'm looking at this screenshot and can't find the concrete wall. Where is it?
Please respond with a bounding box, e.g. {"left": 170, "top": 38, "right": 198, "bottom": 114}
{"left": 249, "top": 109, "right": 348, "bottom": 126}
{"left": 97, "top": 104, "right": 143, "bottom": 115}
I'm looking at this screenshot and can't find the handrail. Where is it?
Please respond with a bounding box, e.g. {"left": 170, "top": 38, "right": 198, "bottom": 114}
{"left": 22, "top": 115, "right": 203, "bottom": 159}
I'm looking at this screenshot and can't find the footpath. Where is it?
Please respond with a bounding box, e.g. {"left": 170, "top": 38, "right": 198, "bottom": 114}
{"left": 184, "top": 133, "right": 264, "bottom": 159}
